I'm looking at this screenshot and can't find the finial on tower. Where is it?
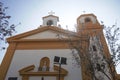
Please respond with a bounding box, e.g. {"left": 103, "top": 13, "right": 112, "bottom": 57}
{"left": 48, "top": 11, "right": 55, "bottom": 15}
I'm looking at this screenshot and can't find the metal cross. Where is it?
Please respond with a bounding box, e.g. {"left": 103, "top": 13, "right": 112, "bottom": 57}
{"left": 48, "top": 11, "right": 55, "bottom": 15}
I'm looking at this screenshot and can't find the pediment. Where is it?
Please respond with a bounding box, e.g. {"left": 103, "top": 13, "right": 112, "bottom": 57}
{"left": 19, "top": 65, "right": 68, "bottom": 76}
{"left": 7, "top": 26, "right": 77, "bottom": 42}
{"left": 21, "top": 30, "right": 67, "bottom": 39}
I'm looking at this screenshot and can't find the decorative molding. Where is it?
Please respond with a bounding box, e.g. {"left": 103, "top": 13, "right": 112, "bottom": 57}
{"left": 19, "top": 65, "right": 35, "bottom": 73}
{"left": 19, "top": 64, "right": 68, "bottom": 80}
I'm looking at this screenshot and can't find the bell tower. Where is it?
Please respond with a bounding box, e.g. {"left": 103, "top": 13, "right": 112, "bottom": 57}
{"left": 42, "top": 11, "right": 59, "bottom": 26}
{"left": 76, "top": 14, "right": 111, "bottom": 80}
{"left": 76, "top": 14, "right": 102, "bottom": 34}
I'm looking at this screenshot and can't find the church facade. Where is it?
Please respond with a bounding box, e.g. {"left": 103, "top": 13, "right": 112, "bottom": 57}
{"left": 0, "top": 13, "right": 119, "bottom": 80}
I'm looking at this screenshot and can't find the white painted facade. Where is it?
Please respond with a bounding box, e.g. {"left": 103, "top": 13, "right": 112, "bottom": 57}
{"left": 5, "top": 49, "right": 82, "bottom": 80}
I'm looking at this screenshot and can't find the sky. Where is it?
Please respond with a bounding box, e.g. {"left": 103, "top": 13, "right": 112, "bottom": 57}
{"left": 0, "top": 0, "right": 120, "bottom": 73}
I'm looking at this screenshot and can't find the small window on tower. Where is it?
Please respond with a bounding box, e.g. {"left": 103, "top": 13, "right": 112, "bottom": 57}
{"left": 92, "top": 45, "right": 97, "bottom": 51}
{"left": 85, "top": 18, "right": 91, "bottom": 23}
{"left": 47, "top": 20, "right": 53, "bottom": 26}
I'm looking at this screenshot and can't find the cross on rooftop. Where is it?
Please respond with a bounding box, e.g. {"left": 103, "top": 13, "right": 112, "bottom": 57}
{"left": 48, "top": 11, "right": 55, "bottom": 15}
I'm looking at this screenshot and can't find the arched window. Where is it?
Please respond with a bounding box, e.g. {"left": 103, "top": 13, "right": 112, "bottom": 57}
{"left": 85, "top": 17, "right": 91, "bottom": 23}
{"left": 47, "top": 20, "right": 53, "bottom": 26}
{"left": 38, "top": 57, "right": 50, "bottom": 71}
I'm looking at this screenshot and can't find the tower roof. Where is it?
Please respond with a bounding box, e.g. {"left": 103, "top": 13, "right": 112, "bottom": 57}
{"left": 77, "top": 13, "right": 97, "bottom": 21}
{"left": 42, "top": 15, "right": 59, "bottom": 21}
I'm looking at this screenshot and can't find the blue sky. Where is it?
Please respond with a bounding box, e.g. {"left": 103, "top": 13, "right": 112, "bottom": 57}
{"left": 0, "top": 0, "right": 120, "bottom": 73}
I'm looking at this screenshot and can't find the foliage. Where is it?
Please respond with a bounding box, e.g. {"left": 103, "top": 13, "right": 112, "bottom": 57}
{"left": 0, "top": 2, "right": 16, "bottom": 50}
{"left": 57, "top": 22, "right": 120, "bottom": 80}
{"left": 104, "top": 23, "right": 120, "bottom": 66}
{"left": 103, "top": 23, "right": 120, "bottom": 80}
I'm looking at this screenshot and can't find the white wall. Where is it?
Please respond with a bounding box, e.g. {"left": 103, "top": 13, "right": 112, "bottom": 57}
{"left": 22, "top": 30, "right": 67, "bottom": 39}
{"left": 5, "top": 49, "right": 82, "bottom": 80}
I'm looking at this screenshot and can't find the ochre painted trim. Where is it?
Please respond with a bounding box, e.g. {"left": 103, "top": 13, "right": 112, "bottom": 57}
{"left": 0, "top": 42, "right": 17, "bottom": 80}
{"left": 19, "top": 65, "right": 68, "bottom": 76}
{"left": 8, "top": 38, "right": 78, "bottom": 43}
{"left": 8, "top": 38, "right": 88, "bottom": 50}
{"left": 19, "top": 65, "right": 35, "bottom": 73}
{"left": 15, "top": 41, "right": 70, "bottom": 49}
{"left": 20, "top": 72, "right": 67, "bottom": 76}
{"left": 19, "top": 65, "right": 68, "bottom": 80}
{"left": 54, "top": 65, "right": 68, "bottom": 74}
